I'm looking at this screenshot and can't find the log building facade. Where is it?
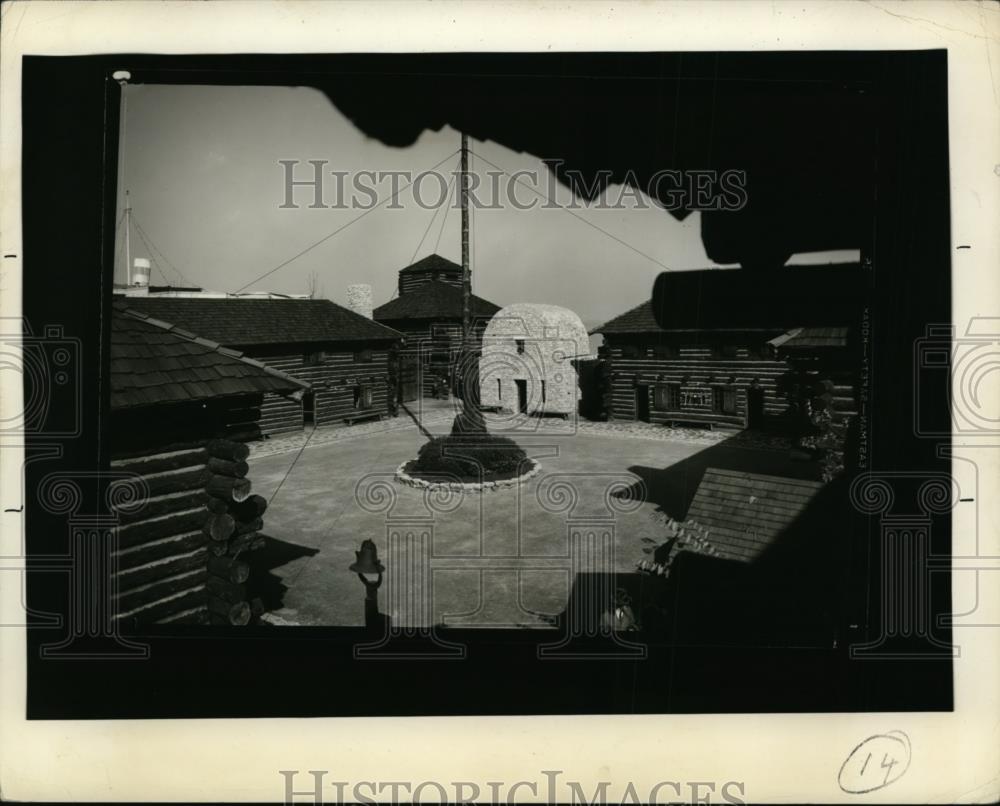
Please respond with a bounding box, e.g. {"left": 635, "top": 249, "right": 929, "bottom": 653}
{"left": 110, "top": 304, "right": 308, "bottom": 625}
{"left": 592, "top": 300, "right": 857, "bottom": 430}
{"left": 373, "top": 254, "right": 501, "bottom": 401}
{"left": 122, "top": 297, "right": 403, "bottom": 435}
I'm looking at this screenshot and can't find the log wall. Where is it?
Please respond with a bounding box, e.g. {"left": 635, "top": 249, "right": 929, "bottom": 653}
{"left": 109, "top": 395, "right": 275, "bottom": 626}
{"left": 398, "top": 270, "right": 463, "bottom": 295}
{"left": 246, "top": 343, "right": 395, "bottom": 434}
{"left": 603, "top": 335, "right": 859, "bottom": 429}
{"left": 603, "top": 336, "right": 790, "bottom": 428}
{"left": 379, "top": 319, "right": 488, "bottom": 398}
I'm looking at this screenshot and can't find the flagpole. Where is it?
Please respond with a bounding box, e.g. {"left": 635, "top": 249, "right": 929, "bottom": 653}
{"left": 455, "top": 131, "right": 484, "bottom": 432}
{"left": 461, "top": 132, "right": 470, "bottom": 346}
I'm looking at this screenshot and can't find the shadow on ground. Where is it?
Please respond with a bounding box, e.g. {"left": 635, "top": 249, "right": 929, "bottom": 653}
{"left": 622, "top": 433, "right": 821, "bottom": 522}
{"left": 246, "top": 535, "right": 320, "bottom": 611}
{"left": 541, "top": 434, "right": 852, "bottom": 650}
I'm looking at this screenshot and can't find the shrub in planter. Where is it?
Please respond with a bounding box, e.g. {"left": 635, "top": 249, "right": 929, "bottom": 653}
{"left": 408, "top": 433, "right": 530, "bottom": 482}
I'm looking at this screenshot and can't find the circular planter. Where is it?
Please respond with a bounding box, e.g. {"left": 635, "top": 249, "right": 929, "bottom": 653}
{"left": 394, "top": 458, "right": 541, "bottom": 493}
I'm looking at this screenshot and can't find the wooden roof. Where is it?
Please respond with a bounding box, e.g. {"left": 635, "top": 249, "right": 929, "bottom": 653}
{"left": 398, "top": 253, "right": 463, "bottom": 275}
{"left": 768, "top": 326, "right": 850, "bottom": 350}
{"left": 685, "top": 468, "right": 824, "bottom": 562}
{"left": 111, "top": 304, "right": 309, "bottom": 410}
{"left": 122, "top": 297, "right": 402, "bottom": 347}
{"left": 590, "top": 300, "right": 784, "bottom": 337}
{"left": 590, "top": 300, "right": 663, "bottom": 335}
{"left": 373, "top": 280, "right": 501, "bottom": 322}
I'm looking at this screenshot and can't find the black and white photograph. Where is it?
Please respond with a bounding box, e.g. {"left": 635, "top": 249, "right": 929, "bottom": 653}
{"left": 2, "top": 1, "right": 998, "bottom": 803}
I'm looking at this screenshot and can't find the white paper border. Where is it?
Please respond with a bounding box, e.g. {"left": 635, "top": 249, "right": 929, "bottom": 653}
{"left": 1, "top": 1, "right": 998, "bottom": 802}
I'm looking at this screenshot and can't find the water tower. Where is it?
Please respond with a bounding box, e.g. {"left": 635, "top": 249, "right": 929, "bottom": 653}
{"left": 131, "top": 258, "right": 150, "bottom": 287}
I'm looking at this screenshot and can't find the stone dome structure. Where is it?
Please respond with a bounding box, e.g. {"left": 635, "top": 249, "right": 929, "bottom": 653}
{"left": 479, "top": 303, "right": 592, "bottom": 418}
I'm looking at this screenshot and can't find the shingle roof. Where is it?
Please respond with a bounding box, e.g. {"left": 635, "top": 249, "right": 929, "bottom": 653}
{"left": 398, "top": 253, "right": 463, "bottom": 275}
{"left": 373, "top": 280, "right": 501, "bottom": 322}
{"left": 111, "top": 305, "right": 310, "bottom": 410}
{"left": 685, "top": 468, "right": 824, "bottom": 562}
{"left": 122, "top": 297, "right": 402, "bottom": 347}
{"left": 590, "top": 300, "right": 663, "bottom": 335}
{"left": 590, "top": 300, "right": 784, "bottom": 336}
{"left": 768, "top": 326, "right": 850, "bottom": 350}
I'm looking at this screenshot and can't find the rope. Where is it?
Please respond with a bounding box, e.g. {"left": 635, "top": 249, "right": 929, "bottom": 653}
{"left": 233, "top": 148, "right": 461, "bottom": 294}
{"left": 469, "top": 148, "right": 674, "bottom": 273}
{"left": 265, "top": 424, "right": 319, "bottom": 508}
{"left": 433, "top": 168, "right": 458, "bottom": 255}
{"left": 131, "top": 219, "right": 180, "bottom": 286}
{"left": 409, "top": 158, "right": 458, "bottom": 265}
{"left": 132, "top": 214, "right": 196, "bottom": 287}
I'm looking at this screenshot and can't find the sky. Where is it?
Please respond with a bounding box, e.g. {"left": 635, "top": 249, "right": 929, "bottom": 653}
{"left": 116, "top": 84, "right": 858, "bottom": 332}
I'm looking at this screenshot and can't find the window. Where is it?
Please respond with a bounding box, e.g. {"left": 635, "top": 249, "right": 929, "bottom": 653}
{"left": 712, "top": 386, "right": 737, "bottom": 415}
{"left": 541, "top": 380, "right": 546, "bottom": 403}
{"left": 354, "top": 384, "right": 373, "bottom": 410}
{"left": 304, "top": 350, "right": 327, "bottom": 365}
{"left": 516, "top": 339, "right": 526, "bottom": 355}
{"left": 654, "top": 383, "right": 681, "bottom": 410}
{"left": 354, "top": 348, "right": 374, "bottom": 363}
{"left": 712, "top": 343, "right": 738, "bottom": 359}
{"left": 622, "top": 344, "right": 640, "bottom": 359}
{"left": 653, "top": 343, "right": 679, "bottom": 359}
{"left": 497, "top": 378, "right": 502, "bottom": 400}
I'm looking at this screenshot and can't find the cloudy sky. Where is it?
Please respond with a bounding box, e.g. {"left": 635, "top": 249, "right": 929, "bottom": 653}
{"left": 116, "top": 84, "right": 856, "bottom": 331}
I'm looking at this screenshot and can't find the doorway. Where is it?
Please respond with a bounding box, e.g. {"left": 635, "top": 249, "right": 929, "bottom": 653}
{"left": 635, "top": 385, "right": 650, "bottom": 422}
{"left": 515, "top": 379, "right": 528, "bottom": 414}
{"left": 400, "top": 354, "right": 419, "bottom": 402}
{"left": 302, "top": 391, "right": 316, "bottom": 426}
{"left": 747, "top": 385, "right": 765, "bottom": 428}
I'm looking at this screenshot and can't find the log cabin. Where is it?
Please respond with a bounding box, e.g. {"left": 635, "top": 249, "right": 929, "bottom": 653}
{"left": 591, "top": 301, "right": 857, "bottom": 430}
{"left": 121, "top": 296, "right": 403, "bottom": 435}
{"left": 373, "top": 254, "right": 501, "bottom": 401}
{"left": 109, "top": 303, "right": 309, "bottom": 625}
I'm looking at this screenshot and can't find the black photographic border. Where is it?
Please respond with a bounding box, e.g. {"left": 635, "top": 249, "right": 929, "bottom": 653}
{"left": 21, "top": 51, "right": 952, "bottom": 719}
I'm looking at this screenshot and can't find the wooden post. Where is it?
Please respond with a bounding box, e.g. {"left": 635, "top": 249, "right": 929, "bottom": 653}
{"left": 201, "top": 437, "right": 268, "bottom": 625}
{"left": 207, "top": 556, "right": 250, "bottom": 584}
{"left": 202, "top": 512, "right": 236, "bottom": 542}
{"left": 207, "top": 456, "right": 249, "bottom": 478}
{"left": 452, "top": 131, "right": 485, "bottom": 433}
{"left": 461, "top": 131, "right": 470, "bottom": 347}
{"left": 205, "top": 474, "right": 252, "bottom": 503}
{"left": 205, "top": 439, "right": 250, "bottom": 462}
{"left": 229, "top": 494, "right": 267, "bottom": 521}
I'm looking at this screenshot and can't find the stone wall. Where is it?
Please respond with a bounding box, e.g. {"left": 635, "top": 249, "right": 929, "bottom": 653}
{"left": 346, "top": 283, "right": 374, "bottom": 320}
{"left": 479, "top": 303, "right": 591, "bottom": 417}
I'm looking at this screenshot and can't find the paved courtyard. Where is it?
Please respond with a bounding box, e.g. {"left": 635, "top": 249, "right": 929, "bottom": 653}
{"left": 247, "top": 405, "right": 813, "bottom": 627}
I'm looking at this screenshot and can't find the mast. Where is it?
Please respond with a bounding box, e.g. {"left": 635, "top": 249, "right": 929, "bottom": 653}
{"left": 115, "top": 69, "right": 132, "bottom": 286}
{"left": 460, "top": 132, "right": 471, "bottom": 345}
{"left": 452, "top": 131, "right": 485, "bottom": 432}
{"left": 124, "top": 190, "right": 132, "bottom": 286}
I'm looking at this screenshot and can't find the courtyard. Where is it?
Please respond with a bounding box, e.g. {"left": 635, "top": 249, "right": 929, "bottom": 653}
{"left": 246, "top": 403, "right": 817, "bottom": 628}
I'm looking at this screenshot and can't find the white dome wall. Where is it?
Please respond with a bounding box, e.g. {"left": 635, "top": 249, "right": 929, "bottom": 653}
{"left": 479, "top": 303, "right": 591, "bottom": 417}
